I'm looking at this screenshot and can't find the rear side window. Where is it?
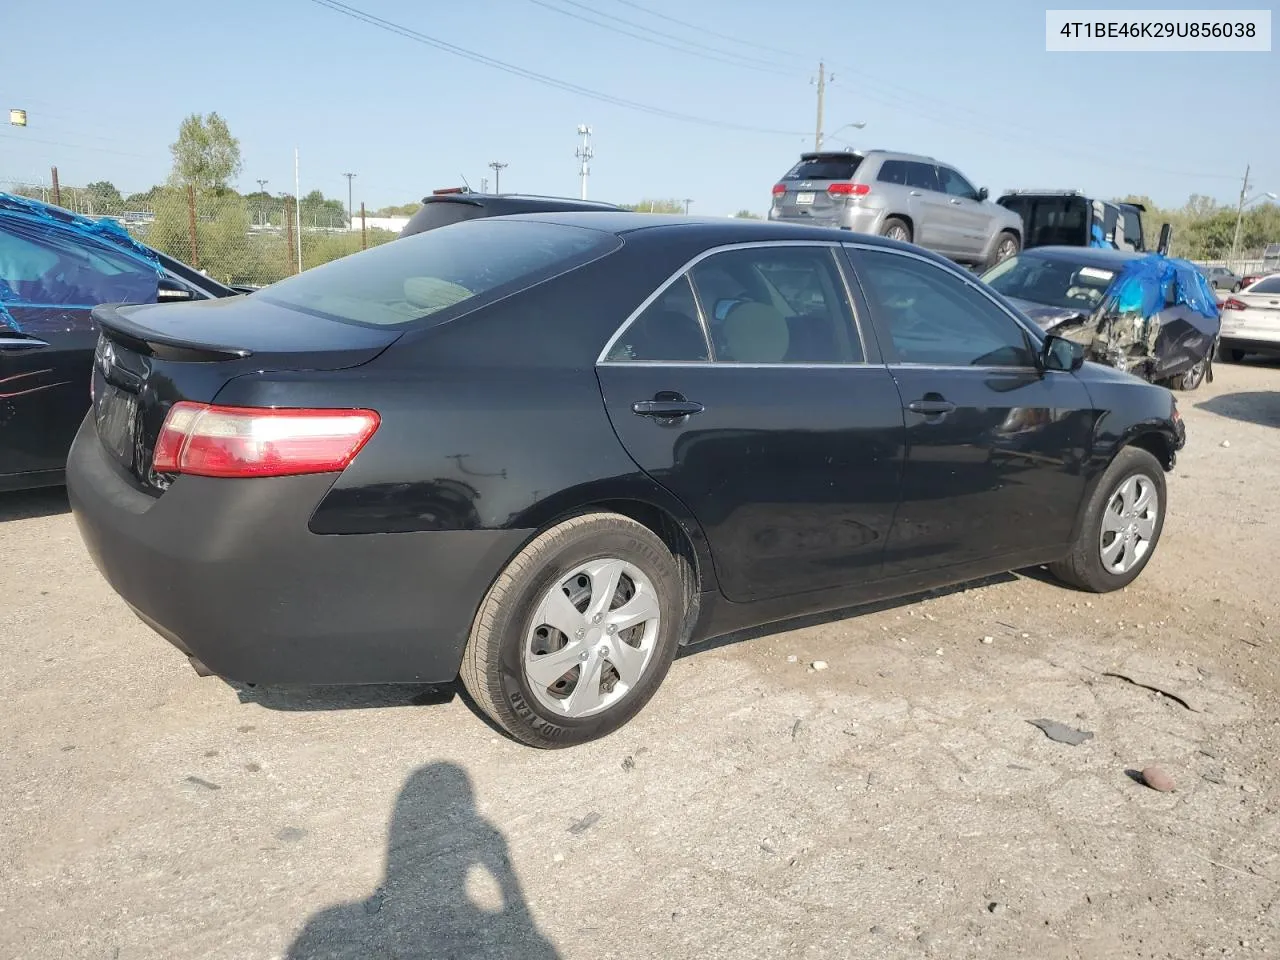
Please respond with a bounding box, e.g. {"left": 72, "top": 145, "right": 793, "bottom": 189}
{"left": 606, "top": 275, "right": 709, "bottom": 362}
{"left": 877, "top": 160, "right": 909, "bottom": 185}
{"left": 905, "top": 163, "right": 940, "bottom": 192}
{"left": 783, "top": 155, "right": 862, "bottom": 182}
{"left": 259, "top": 219, "right": 619, "bottom": 328}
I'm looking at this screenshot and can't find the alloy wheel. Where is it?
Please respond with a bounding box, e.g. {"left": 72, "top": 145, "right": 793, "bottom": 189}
{"left": 1099, "top": 474, "right": 1159, "bottom": 575}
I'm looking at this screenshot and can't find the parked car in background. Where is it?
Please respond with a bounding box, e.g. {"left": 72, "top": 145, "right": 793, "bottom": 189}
{"left": 69, "top": 213, "right": 1184, "bottom": 748}
{"left": 983, "top": 246, "right": 1220, "bottom": 391}
{"left": 768, "top": 149, "right": 1023, "bottom": 269}
{"left": 0, "top": 192, "right": 240, "bottom": 492}
{"left": 400, "top": 187, "right": 622, "bottom": 237}
{"left": 996, "top": 190, "right": 1149, "bottom": 253}
{"left": 1199, "top": 264, "right": 1241, "bottom": 292}
{"left": 1238, "top": 267, "right": 1279, "bottom": 289}
{"left": 1218, "top": 273, "right": 1280, "bottom": 361}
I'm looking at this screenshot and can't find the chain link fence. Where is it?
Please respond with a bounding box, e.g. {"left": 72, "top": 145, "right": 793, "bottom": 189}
{"left": 2, "top": 179, "right": 399, "bottom": 287}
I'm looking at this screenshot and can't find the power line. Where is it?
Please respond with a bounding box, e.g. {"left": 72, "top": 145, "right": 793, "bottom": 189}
{"left": 0, "top": 131, "right": 150, "bottom": 160}
{"left": 527, "top": 0, "right": 794, "bottom": 75}
{"left": 304, "top": 0, "right": 804, "bottom": 137}
{"left": 609, "top": 0, "right": 1238, "bottom": 181}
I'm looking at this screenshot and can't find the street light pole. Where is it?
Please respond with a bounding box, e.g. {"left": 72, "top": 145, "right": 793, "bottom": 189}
{"left": 488, "top": 161, "right": 508, "bottom": 194}
{"left": 684, "top": 198, "right": 693, "bottom": 214}
{"left": 255, "top": 178, "right": 268, "bottom": 226}
{"left": 343, "top": 172, "right": 356, "bottom": 225}
{"left": 819, "top": 121, "right": 867, "bottom": 150}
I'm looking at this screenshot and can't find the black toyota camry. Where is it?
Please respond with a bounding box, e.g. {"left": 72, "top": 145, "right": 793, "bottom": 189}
{"left": 68, "top": 213, "right": 1185, "bottom": 748}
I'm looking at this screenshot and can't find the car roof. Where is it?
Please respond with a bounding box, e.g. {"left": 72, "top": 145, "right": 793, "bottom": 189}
{"left": 1017, "top": 245, "right": 1147, "bottom": 268}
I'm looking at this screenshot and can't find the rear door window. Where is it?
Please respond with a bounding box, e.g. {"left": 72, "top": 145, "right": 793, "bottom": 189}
{"left": 905, "top": 162, "right": 941, "bottom": 192}
{"left": 258, "top": 219, "right": 620, "bottom": 328}
{"left": 782, "top": 155, "right": 862, "bottom": 182}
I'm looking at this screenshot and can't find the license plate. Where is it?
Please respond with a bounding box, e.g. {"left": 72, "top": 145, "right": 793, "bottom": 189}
{"left": 795, "top": 192, "right": 815, "bottom": 205}
{"left": 95, "top": 383, "right": 138, "bottom": 467}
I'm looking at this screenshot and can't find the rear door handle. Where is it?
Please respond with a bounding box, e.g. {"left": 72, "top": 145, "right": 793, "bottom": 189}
{"left": 632, "top": 399, "right": 704, "bottom": 418}
{"left": 908, "top": 398, "right": 957, "bottom": 415}
{"left": 949, "top": 198, "right": 963, "bottom": 205}
{"left": 0, "top": 335, "right": 49, "bottom": 351}
{"left": 909, "top": 190, "right": 922, "bottom": 196}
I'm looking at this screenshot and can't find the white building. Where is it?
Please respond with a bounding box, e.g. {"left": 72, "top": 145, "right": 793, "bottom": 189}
{"left": 349, "top": 215, "right": 411, "bottom": 234}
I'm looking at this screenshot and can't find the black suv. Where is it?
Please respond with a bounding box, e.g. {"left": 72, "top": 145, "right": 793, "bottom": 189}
{"left": 400, "top": 188, "right": 622, "bottom": 237}
{"left": 997, "top": 190, "right": 1151, "bottom": 254}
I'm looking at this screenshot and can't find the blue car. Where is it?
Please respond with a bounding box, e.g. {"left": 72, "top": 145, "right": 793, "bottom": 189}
{"left": 0, "top": 192, "right": 241, "bottom": 492}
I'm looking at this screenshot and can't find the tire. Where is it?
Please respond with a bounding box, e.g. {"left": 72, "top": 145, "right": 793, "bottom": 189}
{"left": 459, "top": 512, "right": 685, "bottom": 748}
{"left": 1211, "top": 280, "right": 1221, "bottom": 291}
{"left": 1173, "top": 358, "right": 1207, "bottom": 391}
{"left": 880, "top": 217, "right": 912, "bottom": 244}
{"left": 1049, "top": 447, "right": 1166, "bottom": 593}
{"left": 1231, "top": 283, "right": 1240, "bottom": 293}
{"left": 987, "top": 231, "right": 1020, "bottom": 270}
{"left": 1218, "top": 345, "right": 1246, "bottom": 363}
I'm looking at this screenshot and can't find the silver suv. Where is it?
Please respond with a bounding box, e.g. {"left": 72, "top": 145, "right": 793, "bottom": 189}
{"left": 768, "top": 149, "right": 1023, "bottom": 269}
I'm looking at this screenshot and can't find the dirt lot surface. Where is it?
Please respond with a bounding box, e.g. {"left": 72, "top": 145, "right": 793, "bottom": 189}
{"left": 3, "top": 359, "right": 1279, "bottom": 960}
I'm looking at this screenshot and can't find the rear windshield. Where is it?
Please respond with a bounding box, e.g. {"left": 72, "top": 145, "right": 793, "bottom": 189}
{"left": 983, "top": 253, "right": 1116, "bottom": 313}
{"left": 782, "top": 155, "right": 862, "bottom": 182}
{"left": 400, "top": 200, "right": 484, "bottom": 237}
{"left": 258, "top": 219, "right": 619, "bottom": 327}
{"left": 1250, "top": 276, "right": 1280, "bottom": 294}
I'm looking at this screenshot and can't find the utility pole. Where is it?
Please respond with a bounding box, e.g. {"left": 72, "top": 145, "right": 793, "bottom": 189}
{"left": 488, "top": 161, "right": 507, "bottom": 195}
{"left": 480, "top": 177, "right": 489, "bottom": 194}
{"left": 342, "top": 172, "right": 356, "bottom": 225}
{"left": 812, "top": 61, "right": 834, "bottom": 151}
{"left": 576, "top": 124, "right": 594, "bottom": 200}
{"left": 684, "top": 198, "right": 693, "bottom": 214}
{"left": 255, "top": 179, "right": 268, "bottom": 226}
{"left": 1229, "top": 163, "right": 1251, "bottom": 272}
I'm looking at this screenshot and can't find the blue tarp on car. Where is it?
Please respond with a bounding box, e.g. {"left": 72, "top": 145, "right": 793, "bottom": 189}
{"left": 1110, "top": 253, "right": 1221, "bottom": 321}
{"left": 0, "top": 191, "right": 163, "bottom": 331}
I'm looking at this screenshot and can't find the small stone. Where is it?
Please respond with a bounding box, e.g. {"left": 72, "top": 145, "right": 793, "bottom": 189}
{"left": 276, "top": 826, "right": 305, "bottom": 843}
{"left": 811, "top": 660, "right": 829, "bottom": 671}
{"left": 988, "top": 901, "right": 1005, "bottom": 916}
{"left": 761, "top": 838, "right": 777, "bottom": 854}
{"left": 1021, "top": 632, "right": 1030, "bottom": 639}
{"left": 981, "top": 636, "right": 994, "bottom": 645}
{"left": 1141, "top": 766, "right": 1176, "bottom": 792}
{"left": 786, "top": 655, "right": 798, "bottom": 663}
{"left": 935, "top": 648, "right": 944, "bottom": 656}
{"left": 1221, "top": 440, "right": 1231, "bottom": 448}
{"left": 552, "top": 852, "right": 565, "bottom": 863}
{"left": 870, "top": 925, "right": 884, "bottom": 935}
{"left": 621, "top": 756, "right": 635, "bottom": 772}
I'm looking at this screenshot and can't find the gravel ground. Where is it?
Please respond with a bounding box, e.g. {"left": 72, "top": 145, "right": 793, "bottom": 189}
{"left": 2, "top": 358, "right": 1278, "bottom": 960}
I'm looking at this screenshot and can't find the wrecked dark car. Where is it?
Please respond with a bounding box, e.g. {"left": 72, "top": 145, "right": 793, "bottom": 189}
{"left": 982, "top": 246, "right": 1220, "bottom": 391}
{"left": 0, "top": 192, "right": 239, "bottom": 492}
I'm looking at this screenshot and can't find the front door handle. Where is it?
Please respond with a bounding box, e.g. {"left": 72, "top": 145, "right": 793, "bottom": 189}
{"left": 949, "top": 198, "right": 963, "bottom": 205}
{"left": 909, "top": 190, "right": 922, "bottom": 196}
{"left": 632, "top": 399, "right": 704, "bottom": 419}
{"left": 908, "top": 398, "right": 957, "bottom": 416}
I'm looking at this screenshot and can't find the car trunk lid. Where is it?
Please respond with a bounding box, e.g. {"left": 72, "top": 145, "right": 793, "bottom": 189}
{"left": 90, "top": 296, "right": 400, "bottom": 493}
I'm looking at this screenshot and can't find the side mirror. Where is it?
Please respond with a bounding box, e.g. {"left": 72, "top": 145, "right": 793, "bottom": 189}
{"left": 1042, "top": 334, "right": 1084, "bottom": 372}
{"left": 1157, "top": 222, "right": 1173, "bottom": 256}
{"left": 978, "top": 186, "right": 989, "bottom": 201}
{"left": 156, "top": 276, "right": 197, "bottom": 302}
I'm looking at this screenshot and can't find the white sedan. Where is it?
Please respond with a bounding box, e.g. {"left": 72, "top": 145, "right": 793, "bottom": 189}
{"left": 1219, "top": 274, "right": 1280, "bottom": 361}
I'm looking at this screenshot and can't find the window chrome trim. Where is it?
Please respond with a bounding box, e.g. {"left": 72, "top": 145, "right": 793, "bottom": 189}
{"left": 596, "top": 240, "right": 866, "bottom": 367}
{"left": 840, "top": 241, "right": 1047, "bottom": 346}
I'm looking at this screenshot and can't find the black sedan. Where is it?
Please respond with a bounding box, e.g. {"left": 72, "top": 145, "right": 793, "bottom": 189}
{"left": 68, "top": 214, "right": 1185, "bottom": 748}
{"left": 0, "top": 191, "right": 241, "bottom": 492}
{"left": 982, "top": 246, "right": 1221, "bottom": 392}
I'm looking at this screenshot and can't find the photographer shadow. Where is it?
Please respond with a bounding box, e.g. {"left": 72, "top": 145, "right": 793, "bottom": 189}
{"left": 287, "top": 762, "right": 559, "bottom": 960}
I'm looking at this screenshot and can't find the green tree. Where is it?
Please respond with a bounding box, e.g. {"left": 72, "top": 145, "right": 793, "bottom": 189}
{"left": 169, "top": 112, "right": 242, "bottom": 192}
{"left": 372, "top": 202, "right": 423, "bottom": 217}
{"left": 734, "top": 209, "right": 762, "bottom": 219}
{"left": 85, "top": 181, "right": 123, "bottom": 209}
{"left": 620, "top": 198, "right": 685, "bottom": 213}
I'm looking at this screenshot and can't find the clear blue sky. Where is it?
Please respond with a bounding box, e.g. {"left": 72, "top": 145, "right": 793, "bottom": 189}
{"left": 2, "top": 0, "right": 1275, "bottom": 214}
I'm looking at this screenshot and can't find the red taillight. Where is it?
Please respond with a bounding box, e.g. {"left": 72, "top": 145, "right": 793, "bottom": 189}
{"left": 771, "top": 183, "right": 787, "bottom": 196}
{"left": 151, "top": 402, "right": 380, "bottom": 478}
{"left": 1223, "top": 297, "right": 1247, "bottom": 311}
{"left": 828, "top": 183, "right": 870, "bottom": 196}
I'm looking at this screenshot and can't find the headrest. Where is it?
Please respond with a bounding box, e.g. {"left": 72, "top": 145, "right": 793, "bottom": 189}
{"left": 721, "top": 301, "right": 789, "bottom": 362}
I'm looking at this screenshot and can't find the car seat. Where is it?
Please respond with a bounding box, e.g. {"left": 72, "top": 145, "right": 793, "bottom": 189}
{"left": 720, "top": 301, "right": 790, "bottom": 362}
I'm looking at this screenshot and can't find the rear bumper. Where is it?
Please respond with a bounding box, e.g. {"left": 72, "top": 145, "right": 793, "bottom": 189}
{"left": 66, "top": 415, "right": 528, "bottom": 685}
{"left": 769, "top": 206, "right": 881, "bottom": 233}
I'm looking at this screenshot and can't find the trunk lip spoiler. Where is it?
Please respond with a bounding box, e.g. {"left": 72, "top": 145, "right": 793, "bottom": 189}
{"left": 91, "top": 303, "right": 253, "bottom": 361}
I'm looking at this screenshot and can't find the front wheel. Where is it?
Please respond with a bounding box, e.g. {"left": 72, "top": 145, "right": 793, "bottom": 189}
{"left": 459, "top": 513, "right": 685, "bottom": 748}
{"left": 987, "top": 231, "right": 1020, "bottom": 269}
{"left": 1049, "top": 447, "right": 1166, "bottom": 593}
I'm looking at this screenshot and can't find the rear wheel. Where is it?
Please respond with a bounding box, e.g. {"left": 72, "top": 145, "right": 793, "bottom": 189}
{"left": 1218, "top": 344, "right": 1246, "bottom": 363}
{"left": 880, "top": 217, "right": 912, "bottom": 243}
{"left": 1049, "top": 447, "right": 1166, "bottom": 593}
{"left": 1173, "top": 358, "right": 1207, "bottom": 391}
{"left": 459, "top": 513, "right": 685, "bottom": 748}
